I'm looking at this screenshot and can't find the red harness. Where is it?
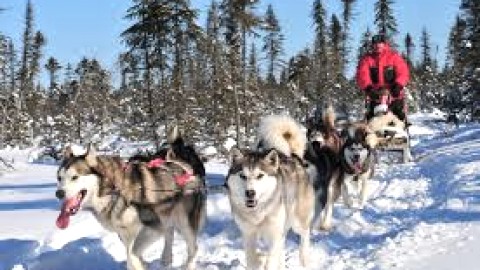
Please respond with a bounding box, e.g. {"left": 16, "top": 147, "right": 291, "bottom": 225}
{"left": 147, "top": 158, "right": 193, "bottom": 187}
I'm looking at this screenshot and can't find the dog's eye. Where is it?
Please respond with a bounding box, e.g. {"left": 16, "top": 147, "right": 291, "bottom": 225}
{"left": 239, "top": 173, "right": 246, "bottom": 180}
{"left": 71, "top": 175, "right": 78, "bottom": 181}
{"left": 257, "top": 173, "right": 264, "bottom": 179}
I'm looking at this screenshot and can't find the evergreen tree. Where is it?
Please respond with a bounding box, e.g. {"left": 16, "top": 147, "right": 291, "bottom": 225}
{"left": 416, "top": 27, "right": 442, "bottom": 109}
{"left": 328, "top": 14, "right": 343, "bottom": 87}
{"left": 30, "top": 31, "right": 45, "bottom": 85}
{"left": 340, "top": 0, "right": 356, "bottom": 73}
{"left": 220, "top": 0, "right": 262, "bottom": 145}
{"left": 202, "top": 0, "right": 231, "bottom": 148}
{"left": 262, "top": 4, "right": 284, "bottom": 85}
{"left": 19, "top": 0, "right": 34, "bottom": 108}
{"left": 357, "top": 27, "right": 372, "bottom": 59}
{"left": 311, "top": 0, "right": 328, "bottom": 102}
{"left": 419, "top": 27, "right": 432, "bottom": 69}
{"left": 45, "top": 57, "right": 61, "bottom": 94}
{"left": 72, "top": 58, "right": 112, "bottom": 142}
{"left": 165, "top": 0, "right": 201, "bottom": 134}
{"left": 122, "top": 0, "right": 165, "bottom": 145}
{"left": 0, "top": 35, "right": 9, "bottom": 93}
{"left": 460, "top": 0, "right": 480, "bottom": 109}
{"left": 404, "top": 33, "right": 414, "bottom": 65}
{"left": 374, "top": 0, "right": 398, "bottom": 40}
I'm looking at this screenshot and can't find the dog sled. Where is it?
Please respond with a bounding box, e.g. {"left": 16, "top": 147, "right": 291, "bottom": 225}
{"left": 374, "top": 125, "right": 411, "bottom": 163}
{"left": 366, "top": 90, "right": 412, "bottom": 164}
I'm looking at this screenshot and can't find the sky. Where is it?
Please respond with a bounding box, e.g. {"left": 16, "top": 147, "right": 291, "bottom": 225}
{"left": 0, "top": 0, "right": 461, "bottom": 84}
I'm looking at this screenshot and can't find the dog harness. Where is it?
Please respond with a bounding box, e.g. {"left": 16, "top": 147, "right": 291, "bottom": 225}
{"left": 146, "top": 158, "right": 195, "bottom": 187}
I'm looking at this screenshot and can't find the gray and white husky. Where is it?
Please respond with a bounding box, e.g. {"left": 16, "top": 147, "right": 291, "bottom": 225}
{"left": 226, "top": 115, "right": 315, "bottom": 270}
{"left": 55, "top": 132, "right": 206, "bottom": 270}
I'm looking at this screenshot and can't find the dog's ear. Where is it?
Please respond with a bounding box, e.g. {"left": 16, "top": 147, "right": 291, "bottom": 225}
{"left": 229, "top": 146, "right": 244, "bottom": 165}
{"left": 167, "top": 125, "right": 181, "bottom": 144}
{"left": 62, "top": 145, "right": 74, "bottom": 160}
{"left": 340, "top": 127, "right": 350, "bottom": 140}
{"left": 165, "top": 148, "right": 176, "bottom": 161}
{"left": 85, "top": 143, "right": 98, "bottom": 167}
{"left": 264, "top": 149, "right": 280, "bottom": 169}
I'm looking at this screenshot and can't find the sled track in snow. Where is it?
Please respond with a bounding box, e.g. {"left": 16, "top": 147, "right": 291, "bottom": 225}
{"left": 414, "top": 138, "right": 480, "bottom": 162}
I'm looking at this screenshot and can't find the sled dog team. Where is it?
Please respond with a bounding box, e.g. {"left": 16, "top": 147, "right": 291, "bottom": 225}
{"left": 55, "top": 107, "right": 388, "bottom": 270}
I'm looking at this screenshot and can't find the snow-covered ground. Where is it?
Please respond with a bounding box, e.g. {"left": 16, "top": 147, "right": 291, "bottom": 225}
{"left": 1, "top": 112, "right": 480, "bottom": 270}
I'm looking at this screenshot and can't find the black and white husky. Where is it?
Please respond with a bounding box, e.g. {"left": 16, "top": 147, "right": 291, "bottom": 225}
{"left": 226, "top": 115, "right": 315, "bottom": 270}
{"left": 339, "top": 123, "right": 377, "bottom": 209}
{"left": 310, "top": 122, "right": 377, "bottom": 230}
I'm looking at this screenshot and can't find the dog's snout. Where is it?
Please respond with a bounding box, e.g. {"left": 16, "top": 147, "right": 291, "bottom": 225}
{"left": 245, "top": 189, "right": 256, "bottom": 199}
{"left": 353, "top": 154, "right": 360, "bottom": 161}
{"left": 55, "top": 189, "right": 65, "bottom": 200}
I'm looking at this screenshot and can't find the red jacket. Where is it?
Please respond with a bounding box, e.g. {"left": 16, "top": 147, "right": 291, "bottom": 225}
{"left": 356, "top": 43, "right": 409, "bottom": 95}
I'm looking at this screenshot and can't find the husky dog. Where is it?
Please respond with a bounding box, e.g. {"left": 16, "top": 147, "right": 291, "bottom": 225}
{"left": 306, "top": 104, "right": 343, "bottom": 154}
{"left": 55, "top": 135, "right": 206, "bottom": 270}
{"left": 339, "top": 123, "right": 377, "bottom": 209}
{"left": 304, "top": 106, "right": 344, "bottom": 231}
{"left": 368, "top": 111, "right": 406, "bottom": 134}
{"left": 129, "top": 125, "right": 206, "bottom": 179}
{"left": 226, "top": 115, "right": 315, "bottom": 270}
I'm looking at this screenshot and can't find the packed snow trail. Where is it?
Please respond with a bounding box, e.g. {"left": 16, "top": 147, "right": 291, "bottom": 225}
{"left": 0, "top": 119, "right": 480, "bottom": 269}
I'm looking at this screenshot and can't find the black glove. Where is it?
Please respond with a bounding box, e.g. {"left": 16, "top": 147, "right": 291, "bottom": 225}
{"left": 364, "top": 85, "right": 378, "bottom": 99}
{"left": 391, "top": 83, "right": 403, "bottom": 97}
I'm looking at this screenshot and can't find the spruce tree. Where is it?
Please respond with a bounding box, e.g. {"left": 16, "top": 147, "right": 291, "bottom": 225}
{"left": 45, "top": 57, "right": 61, "bottom": 94}
{"left": 311, "top": 0, "right": 328, "bottom": 102}
{"left": 357, "top": 28, "right": 372, "bottom": 61}
{"left": 340, "top": 0, "right": 356, "bottom": 73}
{"left": 202, "top": 0, "right": 233, "bottom": 148}
{"left": 374, "top": 0, "right": 398, "bottom": 40}
{"left": 262, "top": 4, "right": 284, "bottom": 85}
{"left": 404, "top": 33, "right": 414, "bottom": 65}
{"left": 444, "top": 15, "right": 467, "bottom": 111}
{"left": 122, "top": 0, "right": 163, "bottom": 145}
{"left": 19, "top": 0, "right": 34, "bottom": 108}
{"left": 460, "top": 0, "right": 480, "bottom": 109}
{"left": 417, "top": 27, "right": 442, "bottom": 109}
{"left": 220, "top": 0, "right": 262, "bottom": 145}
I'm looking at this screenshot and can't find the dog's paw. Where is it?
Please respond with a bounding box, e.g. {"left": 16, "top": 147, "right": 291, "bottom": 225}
{"left": 318, "top": 223, "right": 333, "bottom": 232}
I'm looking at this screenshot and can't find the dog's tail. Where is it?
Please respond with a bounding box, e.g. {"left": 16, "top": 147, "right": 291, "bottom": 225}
{"left": 257, "top": 114, "right": 306, "bottom": 157}
{"left": 323, "top": 103, "right": 336, "bottom": 131}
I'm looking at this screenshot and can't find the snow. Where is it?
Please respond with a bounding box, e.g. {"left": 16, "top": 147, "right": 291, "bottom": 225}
{"left": 1, "top": 113, "right": 480, "bottom": 270}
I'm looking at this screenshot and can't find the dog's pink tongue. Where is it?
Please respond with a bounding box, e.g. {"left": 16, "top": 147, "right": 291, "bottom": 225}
{"left": 56, "top": 197, "right": 79, "bottom": 229}
{"left": 354, "top": 162, "right": 363, "bottom": 172}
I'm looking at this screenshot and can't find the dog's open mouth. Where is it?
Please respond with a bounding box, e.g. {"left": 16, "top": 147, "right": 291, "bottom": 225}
{"left": 56, "top": 189, "right": 87, "bottom": 229}
{"left": 352, "top": 161, "right": 363, "bottom": 173}
{"left": 245, "top": 199, "right": 257, "bottom": 208}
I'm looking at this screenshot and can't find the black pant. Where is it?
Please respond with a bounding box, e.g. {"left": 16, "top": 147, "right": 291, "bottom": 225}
{"left": 366, "top": 98, "right": 406, "bottom": 121}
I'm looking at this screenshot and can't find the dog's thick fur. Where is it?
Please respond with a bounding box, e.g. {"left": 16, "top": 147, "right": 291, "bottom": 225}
{"left": 129, "top": 125, "right": 205, "bottom": 179}
{"left": 55, "top": 132, "right": 206, "bottom": 270}
{"left": 227, "top": 115, "right": 315, "bottom": 270}
{"left": 368, "top": 111, "right": 405, "bottom": 134}
{"left": 308, "top": 122, "right": 377, "bottom": 231}
{"left": 304, "top": 105, "right": 344, "bottom": 230}
{"left": 307, "top": 104, "right": 343, "bottom": 155}
{"left": 339, "top": 123, "right": 377, "bottom": 209}
{"left": 304, "top": 140, "right": 342, "bottom": 231}
{"left": 255, "top": 114, "right": 306, "bottom": 157}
